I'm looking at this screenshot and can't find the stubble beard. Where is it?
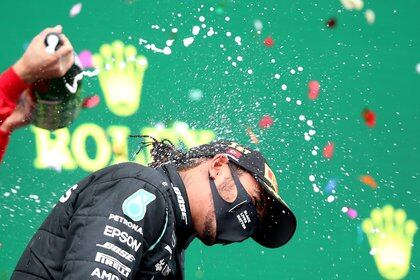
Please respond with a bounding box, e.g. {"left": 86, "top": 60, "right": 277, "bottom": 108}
{"left": 201, "top": 209, "right": 216, "bottom": 246}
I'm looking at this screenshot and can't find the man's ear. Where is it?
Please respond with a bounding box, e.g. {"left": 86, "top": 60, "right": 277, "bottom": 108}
{"left": 208, "top": 154, "right": 229, "bottom": 179}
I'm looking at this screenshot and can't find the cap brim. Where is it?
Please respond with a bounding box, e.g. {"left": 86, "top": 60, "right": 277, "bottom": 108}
{"left": 252, "top": 179, "right": 297, "bottom": 248}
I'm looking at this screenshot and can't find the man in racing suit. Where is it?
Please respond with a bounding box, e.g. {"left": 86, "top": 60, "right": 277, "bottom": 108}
{"left": 12, "top": 139, "right": 297, "bottom": 279}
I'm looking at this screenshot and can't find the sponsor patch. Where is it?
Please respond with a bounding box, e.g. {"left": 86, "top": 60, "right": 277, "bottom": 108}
{"left": 103, "top": 225, "right": 142, "bottom": 252}
{"left": 108, "top": 213, "right": 143, "bottom": 235}
{"left": 91, "top": 267, "right": 120, "bottom": 280}
{"left": 96, "top": 242, "right": 135, "bottom": 262}
{"left": 59, "top": 184, "right": 78, "bottom": 203}
{"left": 155, "top": 259, "right": 172, "bottom": 276}
{"left": 122, "top": 189, "right": 156, "bottom": 222}
{"left": 172, "top": 186, "right": 188, "bottom": 224}
{"left": 95, "top": 252, "right": 131, "bottom": 277}
{"left": 264, "top": 163, "right": 279, "bottom": 192}
{"left": 228, "top": 142, "right": 251, "bottom": 155}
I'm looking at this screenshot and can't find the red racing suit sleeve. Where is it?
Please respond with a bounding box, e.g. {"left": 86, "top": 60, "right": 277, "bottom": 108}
{"left": 0, "top": 129, "right": 11, "bottom": 162}
{"left": 0, "top": 67, "right": 29, "bottom": 162}
{"left": 0, "top": 67, "right": 29, "bottom": 124}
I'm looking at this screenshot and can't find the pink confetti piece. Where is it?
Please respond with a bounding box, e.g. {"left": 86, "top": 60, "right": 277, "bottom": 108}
{"left": 258, "top": 115, "right": 274, "bottom": 129}
{"left": 82, "top": 95, "right": 100, "bottom": 108}
{"left": 78, "top": 50, "right": 93, "bottom": 68}
{"left": 347, "top": 208, "right": 358, "bottom": 219}
{"left": 70, "top": 3, "right": 82, "bottom": 17}
{"left": 323, "top": 142, "right": 334, "bottom": 159}
{"left": 308, "top": 80, "right": 320, "bottom": 100}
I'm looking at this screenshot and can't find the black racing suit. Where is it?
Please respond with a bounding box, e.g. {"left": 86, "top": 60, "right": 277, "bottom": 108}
{"left": 12, "top": 162, "right": 196, "bottom": 280}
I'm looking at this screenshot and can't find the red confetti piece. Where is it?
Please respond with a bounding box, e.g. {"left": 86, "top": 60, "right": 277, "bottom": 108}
{"left": 82, "top": 95, "right": 100, "bottom": 108}
{"left": 362, "top": 108, "right": 376, "bottom": 127}
{"left": 326, "top": 18, "right": 337, "bottom": 28}
{"left": 246, "top": 128, "right": 259, "bottom": 144}
{"left": 359, "top": 175, "right": 378, "bottom": 189}
{"left": 264, "top": 37, "right": 274, "bottom": 47}
{"left": 308, "top": 80, "right": 320, "bottom": 100}
{"left": 323, "top": 142, "right": 334, "bottom": 159}
{"left": 258, "top": 115, "right": 274, "bottom": 128}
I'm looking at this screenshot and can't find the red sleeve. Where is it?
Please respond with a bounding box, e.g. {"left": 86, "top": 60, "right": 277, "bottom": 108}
{"left": 0, "top": 129, "right": 11, "bottom": 163}
{"left": 0, "top": 67, "right": 30, "bottom": 125}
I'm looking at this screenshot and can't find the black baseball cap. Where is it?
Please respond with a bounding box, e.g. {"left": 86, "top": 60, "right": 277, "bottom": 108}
{"left": 185, "top": 140, "right": 297, "bottom": 248}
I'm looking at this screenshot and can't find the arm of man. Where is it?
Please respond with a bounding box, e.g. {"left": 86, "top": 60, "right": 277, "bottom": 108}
{"left": 0, "top": 90, "right": 32, "bottom": 162}
{"left": 0, "top": 25, "right": 72, "bottom": 125}
{"left": 0, "top": 25, "right": 74, "bottom": 162}
{"left": 60, "top": 168, "right": 168, "bottom": 279}
{"left": 12, "top": 163, "right": 168, "bottom": 280}
{"left": 0, "top": 71, "right": 28, "bottom": 162}
{"left": 0, "top": 67, "right": 29, "bottom": 125}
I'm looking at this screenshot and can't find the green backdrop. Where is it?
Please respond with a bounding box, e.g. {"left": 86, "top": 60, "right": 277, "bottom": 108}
{"left": 0, "top": 0, "right": 419, "bottom": 279}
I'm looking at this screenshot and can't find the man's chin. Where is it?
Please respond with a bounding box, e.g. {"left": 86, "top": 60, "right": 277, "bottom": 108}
{"left": 200, "top": 238, "right": 215, "bottom": 246}
{"left": 198, "top": 232, "right": 216, "bottom": 246}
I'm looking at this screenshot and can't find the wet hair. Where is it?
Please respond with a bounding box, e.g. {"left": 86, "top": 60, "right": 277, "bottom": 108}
{"left": 130, "top": 135, "right": 207, "bottom": 169}
{"left": 130, "top": 135, "right": 245, "bottom": 174}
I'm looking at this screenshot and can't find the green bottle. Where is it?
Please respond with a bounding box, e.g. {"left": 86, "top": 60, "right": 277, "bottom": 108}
{"left": 31, "top": 33, "right": 83, "bottom": 131}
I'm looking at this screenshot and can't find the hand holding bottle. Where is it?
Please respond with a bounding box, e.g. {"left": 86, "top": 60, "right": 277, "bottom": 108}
{"left": 13, "top": 25, "right": 74, "bottom": 84}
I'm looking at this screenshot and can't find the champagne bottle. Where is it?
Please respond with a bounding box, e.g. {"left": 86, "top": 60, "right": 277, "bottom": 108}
{"left": 31, "top": 32, "right": 83, "bottom": 131}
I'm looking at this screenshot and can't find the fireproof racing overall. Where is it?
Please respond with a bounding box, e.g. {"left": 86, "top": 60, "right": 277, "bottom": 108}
{"left": 12, "top": 162, "right": 195, "bottom": 280}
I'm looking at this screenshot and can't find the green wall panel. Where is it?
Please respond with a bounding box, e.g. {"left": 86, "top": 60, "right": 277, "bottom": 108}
{"left": 0, "top": 1, "right": 419, "bottom": 279}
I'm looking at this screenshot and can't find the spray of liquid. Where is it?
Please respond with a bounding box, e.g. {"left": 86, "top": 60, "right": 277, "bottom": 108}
{"left": 65, "top": 69, "right": 100, "bottom": 94}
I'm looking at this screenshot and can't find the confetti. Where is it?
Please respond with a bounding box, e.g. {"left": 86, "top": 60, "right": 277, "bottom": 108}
{"left": 360, "top": 175, "right": 378, "bottom": 189}
{"left": 342, "top": 207, "right": 358, "bottom": 219}
{"left": 326, "top": 18, "right": 337, "bottom": 28}
{"left": 323, "top": 142, "right": 334, "bottom": 159}
{"left": 340, "top": 0, "right": 364, "bottom": 11}
{"left": 69, "top": 3, "right": 82, "bottom": 17}
{"left": 78, "top": 50, "right": 93, "bottom": 68}
{"left": 308, "top": 80, "right": 320, "bottom": 100}
{"left": 362, "top": 108, "right": 376, "bottom": 127}
{"left": 347, "top": 208, "right": 358, "bottom": 219}
{"left": 264, "top": 37, "right": 274, "bottom": 47}
{"left": 82, "top": 95, "right": 100, "bottom": 108}
{"left": 246, "top": 128, "right": 259, "bottom": 144}
{"left": 325, "top": 178, "right": 338, "bottom": 194}
{"left": 253, "top": 20, "right": 263, "bottom": 32}
{"left": 189, "top": 89, "right": 203, "bottom": 101}
{"left": 258, "top": 115, "right": 274, "bottom": 128}
{"left": 365, "top": 9, "right": 375, "bottom": 24}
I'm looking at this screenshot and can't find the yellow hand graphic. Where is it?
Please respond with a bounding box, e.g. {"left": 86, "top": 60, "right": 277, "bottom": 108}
{"left": 93, "top": 41, "right": 148, "bottom": 116}
{"left": 362, "top": 205, "right": 417, "bottom": 280}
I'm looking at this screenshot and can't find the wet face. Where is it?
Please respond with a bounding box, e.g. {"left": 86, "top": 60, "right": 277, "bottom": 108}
{"left": 197, "top": 160, "right": 267, "bottom": 246}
